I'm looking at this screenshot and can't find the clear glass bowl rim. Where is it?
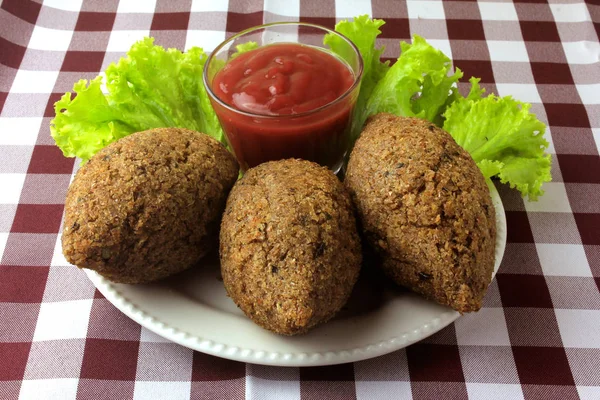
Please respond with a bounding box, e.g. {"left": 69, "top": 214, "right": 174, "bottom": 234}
{"left": 202, "top": 21, "right": 365, "bottom": 120}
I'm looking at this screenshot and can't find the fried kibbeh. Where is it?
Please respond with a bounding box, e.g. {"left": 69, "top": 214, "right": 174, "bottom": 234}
{"left": 220, "top": 159, "right": 362, "bottom": 335}
{"left": 345, "top": 114, "right": 496, "bottom": 313}
{"left": 62, "top": 128, "right": 239, "bottom": 284}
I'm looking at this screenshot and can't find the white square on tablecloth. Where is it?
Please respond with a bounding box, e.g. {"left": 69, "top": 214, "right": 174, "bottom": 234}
{"left": 355, "top": 382, "right": 412, "bottom": 400}
{"left": 33, "top": 299, "right": 93, "bottom": 341}
{"left": 486, "top": 41, "right": 529, "bottom": 62}
{"left": 42, "top": 0, "right": 83, "bottom": 12}
{"left": 136, "top": 342, "right": 194, "bottom": 381}
{"left": 544, "top": 126, "right": 556, "bottom": 154}
{"left": 576, "top": 84, "right": 600, "bottom": 105}
{"left": 185, "top": 30, "right": 226, "bottom": 52}
{"left": 0, "top": 233, "right": 8, "bottom": 259}
{"left": 466, "top": 383, "right": 524, "bottom": 400}
{"left": 117, "top": 0, "right": 157, "bottom": 13}
{"left": 426, "top": 40, "right": 453, "bottom": 60}
{"left": 335, "top": 0, "right": 372, "bottom": 18}
{"left": 550, "top": 3, "right": 591, "bottom": 23}
{"left": 495, "top": 83, "right": 542, "bottom": 104}
{"left": 10, "top": 70, "right": 59, "bottom": 94}
{"left": 28, "top": 25, "right": 74, "bottom": 52}
{"left": 140, "top": 327, "right": 172, "bottom": 343}
{"left": 555, "top": 309, "right": 600, "bottom": 348}
{"left": 265, "top": 0, "right": 300, "bottom": 17}
{"left": 455, "top": 308, "right": 511, "bottom": 346}
{"left": 536, "top": 243, "right": 592, "bottom": 277}
{"left": 578, "top": 386, "right": 600, "bottom": 400}
{"left": 592, "top": 128, "right": 600, "bottom": 155}
{"left": 562, "top": 41, "right": 600, "bottom": 65}
{"left": 0, "top": 173, "right": 26, "bottom": 204}
{"left": 107, "top": 31, "right": 151, "bottom": 52}
{"left": 190, "top": 0, "right": 229, "bottom": 12}
{"left": 246, "top": 375, "right": 301, "bottom": 400}
{"left": 19, "top": 378, "right": 78, "bottom": 400}
{"left": 406, "top": 1, "right": 445, "bottom": 20}
{"left": 478, "top": 2, "right": 518, "bottom": 21}
{"left": 133, "top": 381, "right": 191, "bottom": 400}
{"left": 51, "top": 231, "right": 70, "bottom": 267}
{"left": 0, "top": 117, "right": 42, "bottom": 145}
{"left": 523, "top": 182, "right": 572, "bottom": 213}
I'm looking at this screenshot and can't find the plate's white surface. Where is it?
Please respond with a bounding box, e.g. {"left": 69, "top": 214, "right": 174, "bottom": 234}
{"left": 85, "top": 185, "right": 506, "bottom": 367}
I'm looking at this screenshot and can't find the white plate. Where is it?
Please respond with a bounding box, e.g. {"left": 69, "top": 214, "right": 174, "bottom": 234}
{"left": 86, "top": 184, "right": 506, "bottom": 367}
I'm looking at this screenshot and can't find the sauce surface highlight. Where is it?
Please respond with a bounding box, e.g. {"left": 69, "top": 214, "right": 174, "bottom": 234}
{"left": 213, "top": 43, "right": 354, "bottom": 115}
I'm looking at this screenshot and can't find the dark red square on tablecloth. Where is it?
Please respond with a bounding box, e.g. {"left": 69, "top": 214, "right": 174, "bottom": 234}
{"left": 545, "top": 104, "right": 591, "bottom": 128}
{"left": 0, "top": 92, "right": 7, "bottom": 114}
{"left": 1, "top": 0, "right": 41, "bottom": 25}
{"left": 151, "top": 12, "right": 190, "bottom": 31}
{"left": 191, "top": 352, "right": 245, "bottom": 381}
{"left": 406, "top": 344, "right": 465, "bottom": 382}
{"left": 574, "top": 213, "right": 600, "bottom": 246}
{"left": 496, "top": 274, "right": 553, "bottom": 308}
{"left": 11, "top": 204, "right": 64, "bottom": 234}
{"left": 520, "top": 21, "right": 561, "bottom": 42}
{"left": 27, "top": 145, "right": 75, "bottom": 174}
{"left": 0, "top": 342, "right": 30, "bottom": 381}
{"left": 300, "top": 363, "right": 355, "bottom": 381}
{"left": 454, "top": 60, "right": 495, "bottom": 83}
{"left": 62, "top": 51, "right": 105, "bottom": 73}
{"left": 298, "top": 16, "right": 336, "bottom": 30}
{"left": 557, "top": 155, "right": 600, "bottom": 184}
{"left": 45, "top": 93, "right": 64, "bottom": 118}
{"left": 531, "top": 63, "right": 574, "bottom": 85}
{"left": 512, "top": 347, "right": 575, "bottom": 385}
{"left": 0, "top": 265, "right": 49, "bottom": 302}
{"left": 75, "top": 12, "right": 116, "bottom": 32}
{"left": 379, "top": 18, "right": 410, "bottom": 40}
{"left": 505, "top": 211, "right": 534, "bottom": 243}
{"left": 226, "top": 11, "right": 264, "bottom": 33}
{"left": 446, "top": 19, "right": 485, "bottom": 41}
{"left": 0, "top": 37, "right": 26, "bottom": 69}
{"left": 80, "top": 339, "right": 140, "bottom": 380}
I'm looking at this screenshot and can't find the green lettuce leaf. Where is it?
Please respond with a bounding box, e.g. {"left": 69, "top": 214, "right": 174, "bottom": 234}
{"left": 231, "top": 41, "right": 259, "bottom": 57}
{"left": 443, "top": 78, "right": 552, "bottom": 200}
{"left": 326, "top": 15, "right": 389, "bottom": 142}
{"left": 51, "top": 37, "right": 225, "bottom": 162}
{"left": 51, "top": 78, "right": 132, "bottom": 161}
{"left": 364, "top": 34, "right": 463, "bottom": 126}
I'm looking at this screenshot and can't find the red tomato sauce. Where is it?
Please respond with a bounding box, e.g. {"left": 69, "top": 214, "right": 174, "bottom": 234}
{"left": 210, "top": 43, "right": 357, "bottom": 171}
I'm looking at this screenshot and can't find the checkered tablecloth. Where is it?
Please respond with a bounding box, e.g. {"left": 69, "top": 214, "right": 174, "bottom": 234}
{"left": 1, "top": 0, "right": 599, "bottom": 399}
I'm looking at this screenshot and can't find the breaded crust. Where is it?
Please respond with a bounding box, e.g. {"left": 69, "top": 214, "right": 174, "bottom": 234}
{"left": 345, "top": 114, "right": 496, "bottom": 312}
{"left": 220, "top": 159, "right": 362, "bottom": 335}
{"left": 62, "top": 128, "right": 239, "bottom": 284}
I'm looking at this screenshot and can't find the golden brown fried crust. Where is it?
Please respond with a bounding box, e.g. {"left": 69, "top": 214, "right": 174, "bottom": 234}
{"left": 62, "top": 128, "right": 239, "bottom": 284}
{"left": 220, "top": 159, "right": 362, "bottom": 335}
{"left": 345, "top": 114, "right": 496, "bottom": 313}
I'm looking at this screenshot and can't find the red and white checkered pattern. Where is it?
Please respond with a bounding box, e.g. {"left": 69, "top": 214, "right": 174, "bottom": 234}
{"left": 0, "top": 0, "right": 599, "bottom": 399}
